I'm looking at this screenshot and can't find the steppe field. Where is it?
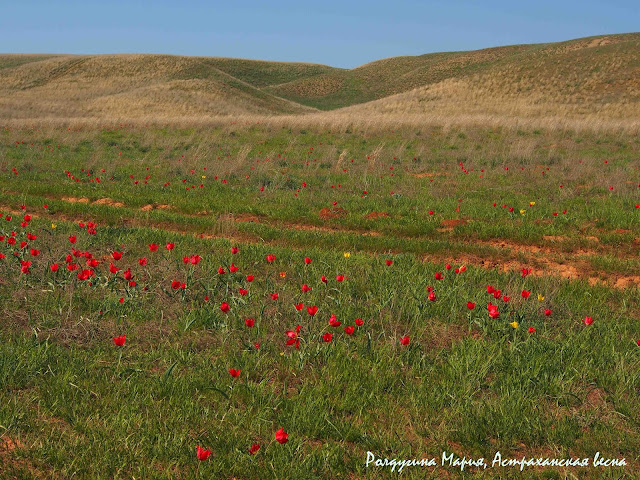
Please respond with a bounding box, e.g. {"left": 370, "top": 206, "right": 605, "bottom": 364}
{"left": 1, "top": 33, "right": 640, "bottom": 479}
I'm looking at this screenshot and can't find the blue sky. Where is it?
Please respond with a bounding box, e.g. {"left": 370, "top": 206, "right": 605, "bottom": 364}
{"left": 2, "top": 1, "right": 638, "bottom": 68}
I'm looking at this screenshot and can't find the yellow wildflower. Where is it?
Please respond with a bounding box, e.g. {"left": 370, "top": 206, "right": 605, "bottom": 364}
{"left": 344, "top": 252, "right": 351, "bottom": 258}
{"left": 538, "top": 294, "right": 545, "bottom": 301}
{"left": 510, "top": 321, "right": 519, "bottom": 329}
{"left": 520, "top": 209, "right": 526, "bottom": 215}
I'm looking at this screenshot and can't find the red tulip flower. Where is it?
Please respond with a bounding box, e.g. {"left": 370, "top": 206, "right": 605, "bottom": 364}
{"left": 434, "top": 272, "right": 443, "bottom": 280}
{"left": 344, "top": 326, "right": 355, "bottom": 335}
{"left": 266, "top": 254, "right": 276, "bottom": 263}
{"left": 171, "top": 280, "right": 181, "bottom": 290}
{"left": 467, "top": 302, "right": 475, "bottom": 310}
{"left": 544, "top": 309, "right": 553, "bottom": 316}
{"left": 355, "top": 318, "right": 364, "bottom": 326}
{"left": 399, "top": 336, "right": 410, "bottom": 346}
{"left": 321, "top": 275, "right": 327, "bottom": 283}
{"left": 248, "top": 443, "right": 260, "bottom": 455}
{"left": 231, "top": 246, "right": 239, "bottom": 254}
{"left": 270, "top": 292, "right": 279, "bottom": 301}
{"left": 148, "top": 243, "right": 159, "bottom": 252}
{"left": 521, "top": 290, "right": 531, "bottom": 299}
{"left": 336, "top": 275, "right": 344, "bottom": 282}
{"left": 245, "top": 318, "right": 255, "bottom": 328}
{"left": 275, "top": 428, "right": 289, "bottom": 444}
{"left": 322, "top": 332, "right": 333, "bottom": 342}
{"left": 584, "top": 316, "right": 593, "bottom": 325}
{"left": 428, "top": 291, "right": 436, "bottom": 301}
{"left": 196, "top": 445, "right": 211, "bottom": 461}
{"left": 68, "top": 235, "right": 77, "bottom": 244}
{"left": 386, "top": 260, "right": 393, "bottom": 266}
{"left": 301, "top": 284, "right": 312, "bottom": 293}
{"left": 328, "top": 314, "right": 341, "bottom": 327}
{"left": 166, "top": 242, "right": 175, "bottom": 250}
{"left": 246, "top": 275, "right": 254, "bottom": 282}
{"left": 528, "top": 327, "right": 536, "bottom": 333}
{"left": 307, "top": 305, "right": 318, "bottom": 316}
{"left": 220, "top": 302, "right": 230, "bottom": 313}
{"left": 295, "top": 303, "right": 304, "bottom": 311}
{"left": 239, "top": 288, "right": 248, "bottom": 296}
{"left": 229, "top": 368, "right": 241, "bottom": 378}
{"left": 112, "top": 251, "right": 122, "bottom": 260}
{"left": 304, "top": 257, "right": 312, "bottom": 264}
{"left": 50, "top": 264, "right": 59, "bottom": 272}
{"left": 113, "top": 335, "right": 126, "bottom": 346}
{"left": 286, "top": 326, "right": 301, "bottom": 349}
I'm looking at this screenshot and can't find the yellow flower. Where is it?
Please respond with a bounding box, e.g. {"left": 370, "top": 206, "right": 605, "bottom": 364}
{"left": 201, "top": 175, "right": 206, "bottom": 179}
{"left": 510, "top": 321, "right": 519, "bottom": 329}
{"left": 343, "top": 252, "right": 351, "bottom": 258}
{"left": 529, "top": 201, "right": 535, "bottom": 207}
{"left": 279, "top": 272, "right": 286, "bottom": 278}
{"left": 520, "top": 209, "right": 526, "bottom": 215}
{"left": 537, "top": 294, "right": 545, "bottom": 301}
{"left": 51, "top": 223, "right": 57, "bottom": 229}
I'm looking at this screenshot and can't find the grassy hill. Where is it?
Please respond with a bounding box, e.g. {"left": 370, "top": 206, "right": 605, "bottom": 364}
{"left": 0, "top": 32, "right": 638, "bottom": 122}
{"left": 0, "top": 54, "right": 325, "bottom": 119}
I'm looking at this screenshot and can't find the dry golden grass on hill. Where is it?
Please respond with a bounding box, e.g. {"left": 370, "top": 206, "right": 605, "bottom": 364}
{"left": 0, "top": 33, "right": 639, "bottom": 130}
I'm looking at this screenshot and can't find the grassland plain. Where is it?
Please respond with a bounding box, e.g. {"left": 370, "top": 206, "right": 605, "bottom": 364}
{"left": 0, "top": 120, "right": 639, "bottom": 480}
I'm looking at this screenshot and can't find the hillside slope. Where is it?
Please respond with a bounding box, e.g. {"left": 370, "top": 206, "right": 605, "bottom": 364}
{"left": 335, "top": 33, "right": 640, "bottom": 120}
{"left": 0, "top": 33, "right": 638, "bottom": 122}
{"left": 0, "top": 54, "right": 324, "bottom": 119}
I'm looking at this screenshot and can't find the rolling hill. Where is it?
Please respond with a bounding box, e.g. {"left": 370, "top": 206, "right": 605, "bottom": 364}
{"left": 0, "top": 32, "right": 638, "bottom": 122}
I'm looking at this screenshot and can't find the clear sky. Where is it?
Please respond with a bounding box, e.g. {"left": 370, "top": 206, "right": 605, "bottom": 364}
{"left": 2, "top": 1, "right": 638, "bottom": 68}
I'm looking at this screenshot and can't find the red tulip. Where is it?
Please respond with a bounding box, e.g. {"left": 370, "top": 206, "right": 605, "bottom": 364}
{"left": 336, "top": 275, "right": 344, "bottom": 282}
{"left": 166, "top": 242, "right": 175, "bottom": 250}
{"left": 329, "top": 314, "right": 341, "bottom": 327}
{"left": 113, "top": 335, "right": 126, "bottom": 346}
{"left": 301, "top": 284, "right": 312, "bottom": 293}
{"left": 521, "top": 290, "right": 531, "bottom": 299}
{"left": 307, "top": 305, "right": 318, "bottom": 316}
{"left": 344, "top": 326, "right": 355, "bottom": 335}
{"left": 112, "top": 251, "right": 122, "bottom": 260}
{"left": 245, "top": 318, "right": 255, "bottom": 328}
{"left": 266, "top": 254, "right": 276, "bottom": 263}
{"left": 528, "top": 327, "right": 536, "bottom": 334}
{"left": 231, "top": 246, "right": 239, "bottom": 254}
{"left": 218, "top": 266, "right": 226, "bottom": 275}
{"left": 220, "top": 302, "right": 230, "bottom": 313}
{"left": 467, "top": 302, "right": 475, "bottom": 310}
{"left": 295, "top": 302, "right": 304, "bottom": 311}
{"left": 275, "top": 428, "right": 289, "bottom": 444}
{"left": 434, "top": 272, "right": 443, "bottom": 280}
{"left": 428, "top": 291, "right": 436, "bottom": 301}
{"left": 544, "top": 309, "right": 553, "bottom": 316}
{"left": 304, "top": 257, "right": 312, "bottom": 264}
{"left": 584, "top": 316, "right": 593, "bottom": 325}
{"left": 50, "top": 264, "right": 59, "bottom": 272}
{"left": 248, "top": 443, "right": 260, "bottom": 455}
{"left": 386, "top": 260, "right": 393, "bottom": 266}
{"left": 270, "top": 292, "right": 279, "bottom": 300}
{"left": 521, "top": 268, "right": 532, "bottom": 277}
{"left": 399, "top": 336, "right": 410, "bottom": 346}
{"left": 148, "top": 243, "right": 159, "bottom": 252}
{"left": 246, "top": 275, "right": 254, "bottom": 282}
{"left": 355, "top": 318, "right": 364, "bottom": 326}
{"left": 68, "top": 235, "right": 77, "bottom": 244}
{"left": 239, "top": 288, "right": 248, "bottom": 296}
{"left": 196, "top": 445, "right": 211, "bottom": 461}
{"left": 321, "top": 275, "right": 327, "bottom": 283}
{"left": 229, "top": 368, "right": 241, "bottom": 378}
{"left": 229, "top": 263, "right": 238, "bottom": 273}
{"left": 138, "top": 258, "right": 147, "bottom": 266}
{"left": 322, "top": 332, "right": 333, "bottom": 342}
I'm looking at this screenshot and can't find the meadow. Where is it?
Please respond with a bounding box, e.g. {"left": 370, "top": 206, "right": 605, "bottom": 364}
{"left": 0, "top": 120, "right": 639, "bottom": 479}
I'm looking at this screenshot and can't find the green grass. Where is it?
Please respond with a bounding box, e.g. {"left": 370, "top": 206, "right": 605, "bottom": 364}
{"left": 0, "top": 123, "right": 639, "bottom": 479}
